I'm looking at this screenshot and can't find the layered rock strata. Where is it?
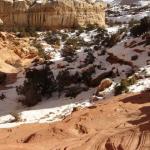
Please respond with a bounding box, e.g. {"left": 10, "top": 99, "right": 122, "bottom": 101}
{"left": 0, "top": 0, "right": 106, "bottom": 30}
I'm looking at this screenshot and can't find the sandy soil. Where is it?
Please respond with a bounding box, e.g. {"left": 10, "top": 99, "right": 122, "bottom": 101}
{"left": 0, "top": 92, "right": 149, "bottom": 150}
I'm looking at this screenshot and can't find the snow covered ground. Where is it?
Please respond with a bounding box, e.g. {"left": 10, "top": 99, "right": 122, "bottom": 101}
{"left": 108, "top": 11, "right": 150, "bottom": 23}
{"left": 0, "top": 72, "right": 93, "bottom": 128}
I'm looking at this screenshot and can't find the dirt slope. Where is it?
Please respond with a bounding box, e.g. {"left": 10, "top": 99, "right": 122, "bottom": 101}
{"left": 0, "top": 92, "right": 149, "bottom": 150}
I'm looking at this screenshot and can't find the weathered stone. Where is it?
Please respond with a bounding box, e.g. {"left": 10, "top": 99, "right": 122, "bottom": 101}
{"left": 97, "top": 78, "right": 112, "bottom": 92}
{"left": 0, "top": 0, "right": 106, "bottom": 30}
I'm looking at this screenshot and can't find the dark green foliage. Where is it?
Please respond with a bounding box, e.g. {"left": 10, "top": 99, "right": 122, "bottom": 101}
{"left": 84, "top": 51, "right": 95, "bottom": 65}
{"left": 106, "top": 28, "right": 127, "bottom": 48}
{"left": 131, "top": 55, "right": 138, "bottom": 61}
{"left": 61, "top": 37, "right": 86, "bottom": 57}
{"left": 16, "top": 65, "right": 56, "bottom": 106}
{"left": 130, "top": 17, "right": 150, "bottom": 37}
{"left": 15, "top": 27, "right": 38, "bottom": 38}
{"left": 33, "top": 42, "right": 47, "bottom": 59}
{"left": 81, "top": 65, "right": 95, "bottom": 85}
{"left": 44, "top": 32, "right": 60, "bottom": 46}
{"left": 61, "top": 33, "right": 69, "bottom": 42}
{"left": 129, "top": 18, "right": 139, "bottom": 28}
{"left": 115, "top": 76, "right": 137, "bottom": 95}
{"left": 56, "top": 70, "right": 81, "bottom": 93}
{"left": 86, "top": 24, "right": 99, "bottom": 31}
{"left": 61, "top": 46, "right": 76, "bottom": 57}
{"left": 114, "top": 81, "right": 129, "bottom": 96}
{"left": 76, "top": 25, "right": 85, "bottom": 34}
{"left": 0, "top": 93, "right": 5, "bottom": 100}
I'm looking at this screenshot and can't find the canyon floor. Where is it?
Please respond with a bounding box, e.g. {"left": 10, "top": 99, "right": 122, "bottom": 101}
{"left": 0, "top": 3, "right": 150, "bottom": 150}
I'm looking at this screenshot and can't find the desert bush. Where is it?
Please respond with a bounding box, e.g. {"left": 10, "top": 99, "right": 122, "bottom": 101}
{"left": 32, "top": 41, "right": 48, "bottom": 59}
{"left": 61, "top": 46, "right": 76, "bottom": 57}
{"left": 10, "top": 112, "right": 21, "bottom": 122}
{"left": 0, "top": 93, "right": 5, "bottom": 100}
{"left": 130, "top": 17, "right": 150, "bottom": 37}
{"left": 15, "top": 27, "right": 38, "bottom": 38}
{"left": 131, "top": 55, "right": 138, "bottom": 61}
{"left": 114, "top": 76, "right": 137, "bottom": 95}
{"left": 129, "top": 18, "right": 139, "bottom": 28}
{"left": 61, "top": 33, "right": 69, "bottom": 42}
{"left": 81, "top": 65, "right": 95, "bottom": 85}
{"left": 16, "top": 65, "right": 56, "bottom": 106}
{"left": 44, "top": 32, "right": 60, "bottom": 46}
{"left": 56, "top": 70, "right": 81, "bottom": 93}
{"left": 62, "top": 37, "right": 86, "bottom": 57}
{"left": 76, "top": 25, "right": 85, "bottom": 34}
{"left": 84, "top": 51, "right": 95, "bottom": 65}
{"left": 106, "top": 28, "right": 127, "bottom": 48}
{"left": 106, "top": 33, "right": 120, "bottom": 47}
{"left": 86, "top": 23, "right": 98, "bottom": 31}
{"left": 65, "top": 37, "right": 82, "bottom": 49}
{"left": 114, "top": 80, "right": 129, "bottom": 95}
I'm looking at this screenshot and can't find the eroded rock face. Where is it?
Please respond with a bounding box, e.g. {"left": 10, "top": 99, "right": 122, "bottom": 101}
{"left": 0, "top": 0, "right": 106, "bottom": 30}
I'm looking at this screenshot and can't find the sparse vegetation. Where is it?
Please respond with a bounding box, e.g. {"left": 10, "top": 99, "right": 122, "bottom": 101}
{"left": 10, "top": 112, "right": 21, "bottom": 122}
{"left": 16, "top": 65, "right": 56, "bottom": 106}
{"left": 131, "top": 55, "right": 138, "bottom": 61}
{"left": 33, "top": 42, "right": 47, "bottom": 59}
{"left": 61, "top": 37, "right": 86, "bottom": 57}
{"left": 130, "top": 17, "right": 150, "bottom": 37}
{"left": 115, "top": 76, "right": 137, "bottom": 95}
{"left": 86, "top": 23, "right": 99, "bottom": 31}
{"left": 14, "top": 27, "right": 38, "bottom": 38}
{"left": 44, "top": 31, "right": 61, "bottom": 46}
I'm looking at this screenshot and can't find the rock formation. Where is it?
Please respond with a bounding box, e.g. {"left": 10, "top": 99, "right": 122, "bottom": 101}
{"left": 97, "top": 78, "right": 112, "bottom": 92}
{"left": 0, "top": 0, "right": 106, "bottom": 30}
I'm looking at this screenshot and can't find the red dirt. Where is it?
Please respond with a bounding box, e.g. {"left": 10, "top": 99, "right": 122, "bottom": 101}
{"left": 0, "top": 92, "right": 150, "bottom": 149}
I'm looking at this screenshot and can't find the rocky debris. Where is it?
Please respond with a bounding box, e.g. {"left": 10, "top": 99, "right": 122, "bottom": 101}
{"left": 0, "top": 32, "right": 38, "bottom": 73}
{"left": 0, "top": 0, "right": 106, "bottom": 30}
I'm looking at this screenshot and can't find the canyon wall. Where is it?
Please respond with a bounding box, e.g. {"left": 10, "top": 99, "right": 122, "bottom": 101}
{"left": 0, "top": 0, "right": 106, "bottom": 30}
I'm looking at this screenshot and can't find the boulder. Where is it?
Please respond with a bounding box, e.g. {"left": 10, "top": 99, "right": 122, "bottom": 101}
{"left": 97, "top": 78, "right": 112, "bottom": 92}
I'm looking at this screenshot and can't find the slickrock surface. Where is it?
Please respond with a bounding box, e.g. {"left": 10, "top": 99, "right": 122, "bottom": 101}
{"left": 0, "top": 92, "right": 150, "bottom": 150}
{"left": 0, "top": 0, "right": 105, "bottom": 29}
